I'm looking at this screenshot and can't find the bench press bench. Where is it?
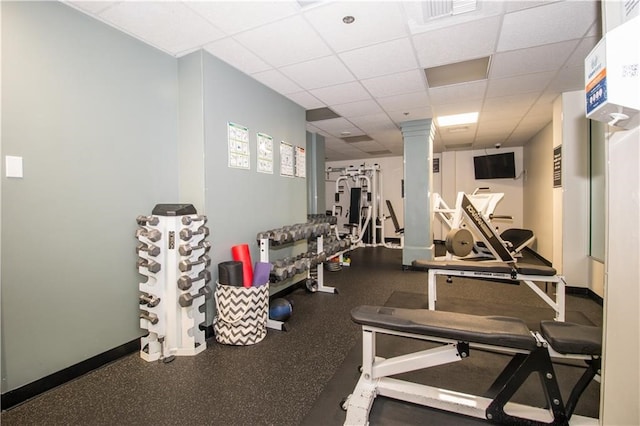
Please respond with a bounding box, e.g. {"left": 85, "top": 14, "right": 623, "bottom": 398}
{"left": 343, "top": 306, "right": 601, "bottom": 425}
{"left": 412, "top": 259, "right": 566, "bottom": 321}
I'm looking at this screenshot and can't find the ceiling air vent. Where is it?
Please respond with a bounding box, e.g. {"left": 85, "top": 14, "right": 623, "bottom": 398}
{"left": 306, "top": 107, "right": 340, "bottom": 122}
{"left": 422, "top": 0, "right": 477, "bottom": 21}
{"left": 342, "top": 135, "right": 373, "bottom": 143}
{"left": 444, "top": 142, "right": 473, "bottom": 150}
{"left": 366, "top": 150, "right": 393, "bottom": 156}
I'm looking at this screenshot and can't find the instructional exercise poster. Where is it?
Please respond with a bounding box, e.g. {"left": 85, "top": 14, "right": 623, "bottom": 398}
{"left": 257, "top": 132, "right": 274, "bottom": 174}
{"left": 295, "top": 146, "right": 306, "bottom": 178}
{"left": 280, "top": 141, "right": 294, "bottom": 177}
{"left": 227, "top": 122, "right": 250, "bottom": 170}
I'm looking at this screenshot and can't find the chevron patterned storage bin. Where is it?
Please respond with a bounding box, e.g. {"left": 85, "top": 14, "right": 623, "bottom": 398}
{"left": 214, "top": 282, "right": 269, "bottom": 345}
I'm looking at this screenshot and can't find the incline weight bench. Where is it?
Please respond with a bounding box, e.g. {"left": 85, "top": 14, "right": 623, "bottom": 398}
{"left": 343, "top": 306, "right": 601, "bottom": 425}
{"left": 412, "top": 259, "right": 566, "bottom": 321}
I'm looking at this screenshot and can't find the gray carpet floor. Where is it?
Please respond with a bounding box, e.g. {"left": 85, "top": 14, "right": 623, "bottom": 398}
{"left": 1, "top": 246, "right": 602, "bottom": 425}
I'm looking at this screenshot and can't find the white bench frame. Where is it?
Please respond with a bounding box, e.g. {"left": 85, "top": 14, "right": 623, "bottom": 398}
{"left": 343, "top": 324, "right": 598, "bottom": 426}
{"left": 427, "top": 267, "right": 566, "bottom": 321}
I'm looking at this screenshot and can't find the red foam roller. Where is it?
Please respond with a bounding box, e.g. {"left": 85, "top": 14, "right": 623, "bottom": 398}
{"left": 231, "top": 244, "right": 253, "bottom": 288}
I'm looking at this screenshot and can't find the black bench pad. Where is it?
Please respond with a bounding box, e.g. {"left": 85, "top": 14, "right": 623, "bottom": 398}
{"left": 540, "top": 321, "right": 602, "bottom": 356}
{"left": 411, "top": 260, "right": 557, "bottom": 276}
{"left": 351, "top": 306, "right": 538, "bottom": 351}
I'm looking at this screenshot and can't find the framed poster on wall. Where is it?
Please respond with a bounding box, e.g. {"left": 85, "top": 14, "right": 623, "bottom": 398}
{"left": 280, "top": 141, "right": 294, "bottom": 177}
{"left": 257, "top": 132, "right": 273, "bottom": 174}
{"left": 227, "top": 122, "right": 250, "bottom": 170}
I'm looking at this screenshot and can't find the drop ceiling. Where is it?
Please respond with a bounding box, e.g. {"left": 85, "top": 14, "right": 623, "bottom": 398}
{"left": 64, "top": 0, "right": 601, "bottom": 161}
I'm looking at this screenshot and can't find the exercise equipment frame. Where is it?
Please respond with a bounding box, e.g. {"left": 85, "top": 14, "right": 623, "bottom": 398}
{"left": 343, "top": 307, "right": 599, "bottom": 426}
{"left": 414, "top": 260, "right": 566, "bottom": 322}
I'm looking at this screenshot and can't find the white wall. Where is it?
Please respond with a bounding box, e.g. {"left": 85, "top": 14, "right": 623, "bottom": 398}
{"left": 523, "top": 123, "right": 554, "bottom": 260}
{"left": 325, "top": 156, "right": 404, "bottom": 239}
{"left": 434, "top": 148, "right": 524, "bottom": 241}
{"left": 602, "top": 125, "right": 640, "bottom": 425}
{"left": 553, "top": 91, "right": 590, "bottom": 287}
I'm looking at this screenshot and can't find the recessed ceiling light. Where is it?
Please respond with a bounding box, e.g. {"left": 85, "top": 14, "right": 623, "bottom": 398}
{"left": 437, "top": 112, "right": 478, "bottom": 127}
{"left": 340, "top": 131, "right": 351, "bottom": 136}
{"left": 343, "top": 15, "right": 355, "bottom": 24}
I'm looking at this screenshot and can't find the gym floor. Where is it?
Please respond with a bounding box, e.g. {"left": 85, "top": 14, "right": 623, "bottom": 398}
{"left": 0, "top": 246, "right": 602, "bottom": 425}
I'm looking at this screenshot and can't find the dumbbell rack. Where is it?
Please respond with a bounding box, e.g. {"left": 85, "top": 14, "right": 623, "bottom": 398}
{"left": 257, "top": 217, "right": 349, "bottom": 331}
{"left": 136, "top": 204, "right": 210, "bottom": 362}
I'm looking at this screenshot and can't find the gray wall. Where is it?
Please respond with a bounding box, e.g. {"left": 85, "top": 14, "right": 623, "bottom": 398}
{"left": 2, "top": 4, "right": 309, "bottom": 394}
{"left": 306, "top": 132, "right": 326, "bottom": 215}
{"left": 180, "top": 51, "right": 307, "bottom": 304}
{"left": 1, "top": 2, "right": 179, "bottom": 391}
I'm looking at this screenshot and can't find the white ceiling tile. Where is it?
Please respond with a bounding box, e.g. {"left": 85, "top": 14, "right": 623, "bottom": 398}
{"left": 99, "top": 2, "right": 225, "bottom": 55}
{"left": 310, "top": 82, "right": 371, "bottom": 105}
{"left": 369, "top": 128, "right": 403, "bottom": 145}
{"left": 489, "top": 40, "right": 580, "bottom": 79}
{"left": 361, "top": 69, "right": 427, "bottom": 98}
{"left": 387, "top": 107, "right": 433, "bottom": 123}
{"left": 482, "top": 93, "right": 537, "bottom": 118}
{"left": 440, "top": 135, "right": 473, "bottom": 148}
{"left": 429, "top": 80, "right": 487, "bottom": 105}
{"left": 287, "top": 91, "right": 326, "bottom": 110}
{"left": 504, "top": 1, "right": 550, "bottom": 14}
{"left": 349, "top": 140, "right": 386, "bottom": 152}
{"left": 304, "top": 1, "right": 408, "bottom": 52}
{"left": 547, "top": 66, "right": 584, "bottom": 93}
{"left": 349, "top": 113, "right": 397, "bottom": 132}
{"left": 476, "top": 118, "right": 517, "bottom": 133}
{"left": 518, "top": 112, "right": 553, "bottom": 129}
{"left": 431, "top": 100, "right": 483, "bottom": 117}
{"left": 339, "top": 38, "right": 418, "bottom": 80}
{"left": 250, "top": 70, "right": 302, "bottom": 95}
{"left": 413, "top": 15, "right": 502, "bottom": 68}
{"left": 377, "top": 91, "right": 429, "bottom": 112}
{"left": 565, "top": 36, "right": 600, "bottom": 69}
{"left": 310, "top": 117, "right": 363, "bottom": 136}
{"left": 486, "top": 71, "right": 555, "bottom": 98}
{"left": 280, "top": 55, "right": 355, "bottom": 90}
{"left": 234, "top": 15, "right": 332, "bottom": 67}
{"left": 185, "top": 1, "right": 299, "bottom": 35}
{"left": 67, "top": 1, "right": 118, "bottom": 14}
{"left": 497, "top": 1, "right": 599, "bottom": 52}
{"left": 203, "top": 38, "right": 271, "bottom": 74}
{"left": 331, "top": 99, "right": 383, "bottom": 118}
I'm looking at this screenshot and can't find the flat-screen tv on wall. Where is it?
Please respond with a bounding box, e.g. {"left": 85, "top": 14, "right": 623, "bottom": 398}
{"left": 473, "top": 152, "right": 516, "bottom": 179}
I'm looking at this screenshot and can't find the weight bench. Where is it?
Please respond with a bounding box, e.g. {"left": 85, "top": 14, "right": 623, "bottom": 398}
{"left": 412, "top": 259, "right": 566, "bottom": 321}
{"left": 343, "top": 306, "right": 601, "bottom": 425}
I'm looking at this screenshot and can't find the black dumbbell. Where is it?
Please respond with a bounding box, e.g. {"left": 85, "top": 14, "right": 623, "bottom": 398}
{"left": 137, "top": 258, "right": 161, "bottom": 273}
{"left": 179, "top": 226, "right": 209, "bottom": 241}
{"left": 178, "top": 255, "right": 211, "bottom": 272}
{"left": 136, "top": 228, "right": 162, "bottom": 242}
{"left": 139, "top": 292, "right": 160, "bottom": 307}
{"left": 182, "top": 215, "right": 207, "bottom": 226}
{"left": 178, "top": 286, "right": 213, "bottom": 307}
{"left": 139, "top": 310, "right": 158, "bottom": 325}
{"left": 179, "top": 240, "right": 211, "bottom": 257}
{"left": 136, "top": 215, "right": 159, "bottom": 226}
{"left": 136, "top": 243, "right": 160, "bottom": 257}
{"left": 177, "top": 269, "right": 211, "bottom": 291}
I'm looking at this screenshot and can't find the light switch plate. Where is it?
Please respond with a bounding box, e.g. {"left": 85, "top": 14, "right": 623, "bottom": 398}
{"left": 6, "top": 156, "right": 23, "bottom": 178}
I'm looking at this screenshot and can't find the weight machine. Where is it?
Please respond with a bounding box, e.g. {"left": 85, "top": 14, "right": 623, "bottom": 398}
{"left": 327, "top": 164, "right": 402, "bottom": 249}
{"left": 432, "top": 188, "right": 534, "bottom": 261}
